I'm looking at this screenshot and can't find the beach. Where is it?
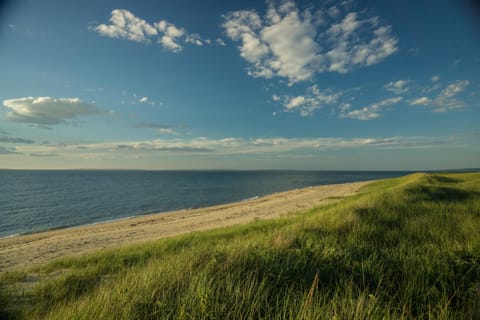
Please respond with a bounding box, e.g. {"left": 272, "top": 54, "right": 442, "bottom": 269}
{"left": 0, "top": 180, "right": 370, "bottom": 272}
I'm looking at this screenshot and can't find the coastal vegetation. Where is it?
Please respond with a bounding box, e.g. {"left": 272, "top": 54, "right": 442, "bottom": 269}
{"left": 1, "top": 172, "right": 479, "bottom": 319}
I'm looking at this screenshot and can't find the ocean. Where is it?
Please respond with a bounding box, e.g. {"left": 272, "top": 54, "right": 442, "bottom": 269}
{"left": 0, "top": 170, "right": 410, "bottom": 238}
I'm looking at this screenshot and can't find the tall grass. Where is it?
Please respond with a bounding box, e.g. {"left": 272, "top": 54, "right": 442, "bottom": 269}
{"left": 1, "top": 172, "right": 479, "bottom": 319}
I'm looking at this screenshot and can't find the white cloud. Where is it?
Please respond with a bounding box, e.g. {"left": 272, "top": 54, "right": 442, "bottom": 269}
{"left": 421, "top": 83, "right": 442, "bottom": 94}
{"left": 410, "top": 97, "right": 432, "bottom": 106}
{"left": 133, "top": 122, "right": 182, "bottom": 135}
{"left": 3, "top": 97, "right": 102, "bottom": 126}
{"left": 14, "top": 135, "right": 460, "bottom": 160}
{"left": 157, "top": 128, "right": 177, "bottom": 135}
{"left": 431, "top": 75, "right": 440, "bottom": 82}
{"left": 339, "top": 97, "right": 403, "bottom": 120}
{"left": 274, "top": 85, "right": 340, "bottom": 116}
{"left": 185, "top": 33, "right": 203, "bottom": 46}
{"left": 155, "top": 20, "right": 188, "bottom": 52}
{"left": 439, "top": 80, "right": 469, "bottom": 99}
{"left": 216, "top": 38, "right": 226, "bottom": 46}
{"left": 94, "top": 9, "right": 157, "bottom": 43}
{"left": 409, "top": 80, "right": 470, "bottom": 112}
{"left": 123, "top": 93, "right": 157, "bottom": 106}
{"left": 384, "top": 80, "right": 409, "bottom": 94}
{"left": 286, "top": 96, "right": 306, "bottom": 109}
{"left": 222, "top": 1, "right": 398, "bottom": 84}
{"left": 93, "top": 9, "right": 218, "bottom": 52}
{"left": 159, "top": 35, "right": 182, "bottom": 51}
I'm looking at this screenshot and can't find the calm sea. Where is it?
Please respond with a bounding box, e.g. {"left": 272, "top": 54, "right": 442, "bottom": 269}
{"left": 0, "top": 170, "right": 410, "bottom": 237}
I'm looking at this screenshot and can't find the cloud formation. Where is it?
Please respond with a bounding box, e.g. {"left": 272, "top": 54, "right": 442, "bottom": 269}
{"left": 384, "top": 80, "right": 409, "bottom": 94}
{"left": 133, "top": 122, "right": 184, "bottom": 135}
{"left": 93, "top": 9, "right": 158, "bottom": 43}
{"left": 14, "top": 135, "right": 456, "bottom": 159}
{"left": 3, "top": 97, "right": 102, "bottom": 126}
{"left": 0, "top": 133, "right": 34, "bottom": 144}
{"left": 339, "top": 97, "right": 403, "bottom": 120}
{"left": 93, "top": 9, "right": 219, "bottom": 52}
{"left": 222, "top": 1, "right": 398, "bottom": 84}
{"left": 410, "top": 80, "right": 470, "bottom": 112}
{"left": 273, "top": 85, "right": 340, "bottom": 116}
{"left": 0, "top": 146, "right": 18, "bottom": 154}
{"left": 121, "top": 93, "right": 157, "bottom": 106}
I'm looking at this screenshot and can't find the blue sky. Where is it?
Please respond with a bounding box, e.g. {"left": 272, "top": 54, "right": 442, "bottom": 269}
{"left": 0, "top": 0, "right": 479, "bottom": 170}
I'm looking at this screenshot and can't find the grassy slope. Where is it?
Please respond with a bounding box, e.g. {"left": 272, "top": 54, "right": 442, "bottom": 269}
{"left": 1, "top": 172, "right": 480, "bottom": 319}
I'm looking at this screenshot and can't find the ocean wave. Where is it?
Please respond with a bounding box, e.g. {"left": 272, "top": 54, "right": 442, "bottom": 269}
{"left": 1, "top": 233, "right": 20, "bottom": 239}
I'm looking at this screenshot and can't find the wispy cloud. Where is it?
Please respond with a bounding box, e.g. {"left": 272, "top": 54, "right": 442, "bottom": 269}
{"left": 339, "top": 97, "right": 403, "bottom": 120}
{"left": 3, "top": 97, "right": 102, "bottom": 127}
{"left": 14, "top": 135, "right": 456, "bottom": 159}
{"left": 410, "top": 80, "right": 470, "bottom": 112}
{"left": 121, "top": 93, "right": 158, "bottom": 106}
{"left": 92, "top": 9, "right": 221, "bottom": 52}
{"left": 0, "top": 146, "right": 18, "bottom": 154}
{"left": 410, "top": 97, "right": 432, "bottom": 105}
{"left": 439, "top": 80, "right": 470, "bottom": 99}
{"left": 273, "top": 85, "right": 340, "bottom": 116}
{"left": 137, "top": 96, "right": 157, "bottom": 105}
{"left": 114, "top": 143, "right": 212, "bottom": 153}
{"left": 222, "top": 0, "right": 397, "bottom": 84}
{"left": 0, "top": 133, "right": 34, "bottom": 144}
{"left": 28, "top": 152, "right": 57, "bottom": 157}
{"left": 132, "top": 122, "right": 185, "bottom": 135}
{"left": 216, "top": 38, "right": 226, "bottom": 46}
{"left": 384, "top": 80, "right": 410, "bottom": 94}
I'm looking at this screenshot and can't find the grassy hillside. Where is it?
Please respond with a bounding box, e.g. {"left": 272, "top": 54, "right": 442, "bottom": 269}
{"left": 1, "top": 172, "right": 480, "bottom": 319}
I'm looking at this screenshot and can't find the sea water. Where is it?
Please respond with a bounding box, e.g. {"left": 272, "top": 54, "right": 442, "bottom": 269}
{"left": 0, "top": 170, "right": 410, "bottom": 237}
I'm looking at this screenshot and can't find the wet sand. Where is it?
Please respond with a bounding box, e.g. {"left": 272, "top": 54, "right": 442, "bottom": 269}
{"left": 0, "top": 180, "right": 371, "bottom": 272}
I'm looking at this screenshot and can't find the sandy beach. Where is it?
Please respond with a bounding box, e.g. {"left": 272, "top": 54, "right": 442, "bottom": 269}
{"left": 0, "top": 180, "right": 370, "bottom": 272}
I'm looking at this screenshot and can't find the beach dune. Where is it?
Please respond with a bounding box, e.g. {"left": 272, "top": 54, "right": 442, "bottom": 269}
{"left": 0, "top": 180, "right": 370, "bottom": 272}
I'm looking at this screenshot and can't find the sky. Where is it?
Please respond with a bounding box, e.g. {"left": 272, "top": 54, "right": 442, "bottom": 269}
{"left": 0, "top": 0, "right": 479, "bottom": 170}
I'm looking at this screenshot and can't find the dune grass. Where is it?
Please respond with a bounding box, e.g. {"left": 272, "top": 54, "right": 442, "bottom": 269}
{"left": 1, "top": 172, "right": 480, "bottom": 319}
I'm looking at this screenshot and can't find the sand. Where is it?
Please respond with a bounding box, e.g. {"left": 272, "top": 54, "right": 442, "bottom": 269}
{"left": 0, "top": 180, "right": 371, "bottom": 272}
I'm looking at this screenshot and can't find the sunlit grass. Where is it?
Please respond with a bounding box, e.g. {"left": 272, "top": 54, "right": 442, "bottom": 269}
{"left": 1, "top": 172, "right": 479, "bottom": 319}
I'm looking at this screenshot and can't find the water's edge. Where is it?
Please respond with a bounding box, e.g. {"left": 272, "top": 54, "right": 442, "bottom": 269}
{"left": 0, "top": 170, "right": 412, "bottom": 237}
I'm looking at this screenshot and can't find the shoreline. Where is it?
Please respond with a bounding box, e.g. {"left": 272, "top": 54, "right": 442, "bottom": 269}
{"left": 0, "top": 193, "right": 278, "bottom": 240}
{"left": 0, "top": 180, "right": 371, "bottom": 272}
{"left": 0, "top": 195, "right": 290, "bottom": 240}
{"left": 0, "top": 184, "right": 334, "bottom": 240}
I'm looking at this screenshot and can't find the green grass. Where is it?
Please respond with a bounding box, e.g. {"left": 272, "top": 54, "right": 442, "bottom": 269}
{"left": 1, "top": 172, "right": 480, "bottom": 319}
